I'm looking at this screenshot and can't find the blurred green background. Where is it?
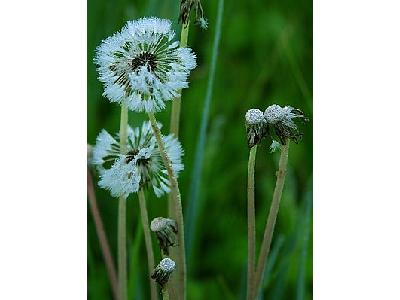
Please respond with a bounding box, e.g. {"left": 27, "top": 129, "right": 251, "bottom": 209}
{"left": 87, "top": 0, "right": 312, "bottom": 299}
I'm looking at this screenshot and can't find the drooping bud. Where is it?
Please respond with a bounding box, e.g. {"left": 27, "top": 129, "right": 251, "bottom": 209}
{"left": 245, "top": 109, "right": 267, "bottom": 148}
{"left": 151, "top": 217, "right": 178, "bottom": 255}
{"left": 151, "top": 258, "right": 176, "bottom": 288}
{"left": 179, "top": 0, "right": 207, "bottom": 29}
{"left": 264, "top": 104, "right": 308, "bottom": 145}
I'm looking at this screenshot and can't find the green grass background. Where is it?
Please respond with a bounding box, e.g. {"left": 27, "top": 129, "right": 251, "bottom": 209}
{"left": 87, "top": 0, "right": 312, "bottom": 299}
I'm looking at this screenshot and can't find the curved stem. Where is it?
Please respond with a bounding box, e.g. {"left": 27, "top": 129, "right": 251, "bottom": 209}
{"left": 247, "top": 145, "right": 257, "bottom": 300}
{"left": 253, "top": 141, "right": 290, "bottom": 299}
{"left": 138, "top": 189, "right": 158, "bottom": 300}
{"left": 87, "top": 168, "right": 119, "bottom": 299}
{"left": 118, "top": 105, "right": 128, "bottom": 300}
{"left": 148, "top": 112, "right": 186, "bottom": 300}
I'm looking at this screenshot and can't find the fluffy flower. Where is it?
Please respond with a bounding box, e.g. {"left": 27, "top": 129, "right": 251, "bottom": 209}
{"left": 264, "top": 104, "right": 308, "bottom": 144}
{"left": 94, "top": 17, "right": 197, "bottom": 112}
{"left": 92, "top": 121, "right": 184, "bottom": 198}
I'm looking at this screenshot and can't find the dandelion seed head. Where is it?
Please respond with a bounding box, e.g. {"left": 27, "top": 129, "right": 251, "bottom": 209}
{"left": 245, "top": 109, "right": 264, "bottom": 125}
{"left": 95, "top": 17, "right": 197, "bottom": 112}
{"left": 264, "top": 104, "right": 308, "bottom": 144}
{"left": 98, "top": 157, "right": 141, "bottom": 197}
{"left": 91, "top": 121, "right": 183, "bottom": 198}
{"left": 264, "top": 104, "right": 285, "bottom": 124}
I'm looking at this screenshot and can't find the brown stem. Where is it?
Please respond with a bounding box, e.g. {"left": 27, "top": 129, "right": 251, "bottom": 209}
{"left": 87, "top": 168, "right": 119, "bottom": 299}
{"left": 253, "top": 141, "right": 290, "bottom": 299}
{"left": 247, "top": 145, "right": 257, "bottom": 300}
{"left": 148, "top": 112, "right": 186, "bottom": 300}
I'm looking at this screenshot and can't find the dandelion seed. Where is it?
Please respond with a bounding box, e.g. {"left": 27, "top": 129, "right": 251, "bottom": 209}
{"left": 151, "top": 217, "right": 178, "bottom": 255}
{"left": 92, "top": 121, "right": 184, "bottom": 198}
{"left": 269, "top": 140, "right": 281, "bottom": 153}
{"left": 197, "top": 17, "right": 208, "bottom": 30}
{"left": 151, "top": 257, "right": 176, "bottom": 288}
{"left": 94, "top": 17, "right": 197, "bottom": 112}
{"left": 264, "top": 104, "right": 308, "bottom": 144}
{"left": 245, "top": 108, "right": 267, "bottom": 148}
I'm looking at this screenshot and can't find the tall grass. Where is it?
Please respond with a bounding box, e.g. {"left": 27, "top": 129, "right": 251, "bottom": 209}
{"left": 185, "top": 0, "right": 224, "bottom": 264}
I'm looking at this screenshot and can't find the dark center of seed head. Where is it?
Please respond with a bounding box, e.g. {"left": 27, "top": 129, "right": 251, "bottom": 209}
{"left": 132, "top": 52, "right": 157, "bottom": 71}
{"left": 126, "top": 149, "right": 150, "bottom": 166}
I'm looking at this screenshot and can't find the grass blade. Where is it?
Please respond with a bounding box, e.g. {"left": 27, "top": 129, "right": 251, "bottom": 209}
{"left": 296, "top": 187, "right": 312, "bottom": 300}
{"left": 185, "top": 0, "right": 224, "bottom": 265}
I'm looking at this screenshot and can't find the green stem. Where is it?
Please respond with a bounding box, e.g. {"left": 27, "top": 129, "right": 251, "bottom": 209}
{"left": 168, "top": 22, "right": 190, "bottom": 220}
{"left": 247, "top": 145, "right": 257, "bottom": 300}
{"left": 253, "top": 141, "right": 290, "bottom": 299}
{"left": 138, "top": 189, "right": 158, "bottom": 300}
{"left": 118, "top": 105, "right": 128, "bottom": 300}
{"left": 148, "top": 112, "right": 186, "bottom": 300}
{"left": 162, "top": 287, "right": 170, "bottom": 300}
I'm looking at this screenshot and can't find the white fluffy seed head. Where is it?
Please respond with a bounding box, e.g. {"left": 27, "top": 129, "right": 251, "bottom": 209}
{"left": 159, "top": 258, "right": 175, "bottom": 272}
{"left": 264, "top": 104, "right": 285, "bottom": 124}
{"left": 91, "top": 121, "right": 184, "bottom": 198}
{"left": 94, "top": 17, "right": 197, "bottom": 113}
{"left": 245, "top": 109, "right": 264, "bottom": 125}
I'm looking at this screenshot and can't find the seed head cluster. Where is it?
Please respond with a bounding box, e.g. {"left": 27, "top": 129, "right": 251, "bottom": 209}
{"left": 245, "top": 104, "right": 308, "bottom": 148}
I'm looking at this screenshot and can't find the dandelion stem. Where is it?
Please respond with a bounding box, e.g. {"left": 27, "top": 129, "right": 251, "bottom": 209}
{"left": 138, "top": 189, "right": 158, "bottom": 300}
{"left": 148, "top": 112, "right": 186, "bottom": 300}
{"left": 87, "top": 168, "right": 119, "bottom": 299}
{"left": 169, "top": 23, "right": 189, "bottom": 138}
{"left": 247, "top": 145, "right": 257, "bottom": 300}
{"left": 168, "top": 22, "right": 190, "bottom": 219}
{"left": 162, "top": 287, "right": 170, "bottom": 300}
{"left": 118, "top": 104, "right": 129, "bottom": 300}
{"left": 253, "top": 140, "right": 290, "bottom": 299}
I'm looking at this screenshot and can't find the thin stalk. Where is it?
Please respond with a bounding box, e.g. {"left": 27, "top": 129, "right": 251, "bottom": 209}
{"left": 138, "top": 189, "right": 158, "bottom": 300}
{"left": 247, "top": 145, "right": 257, "bottom": 300}
{"left": 162, "top": 287, "right": 170, "bottom": 300}
{"left": 148, "top": 112, "right": 186, "bottom": 300}
{"left": 87, "top": 168, "right": 119, "bottom": 299}
{"left": 118, "top": 105, "right": 129, "bottom": 300}
{"left": 185, "top": 0, "right": 224, "bottom": 263}
{"left": 253, "top": 141, "right": 290, "bottom": 299}
{"left": 168, "top": 22, "right": 190, "bottom": 219}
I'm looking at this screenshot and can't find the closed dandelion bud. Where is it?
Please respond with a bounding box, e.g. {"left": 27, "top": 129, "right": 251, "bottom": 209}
{"left": 245, "top": 109, "right": 267, "bottom": 148}
{"left": 151, "top": 258, "right": 176, "bottom": 288}
{"left": 151, "top": 217, "right": 178, "bottom": 255}
{"left": 264, "top": 104, "right": 308, "bottom": 145}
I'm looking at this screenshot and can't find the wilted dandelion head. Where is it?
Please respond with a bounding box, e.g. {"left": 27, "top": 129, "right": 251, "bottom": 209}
{"left": 91, "top": 121, "right": 183, "bottom": 198}
{"left": 264, "top": 104, "right": 308, "bottom": 144}
{"left": 151, "top": 257, "right": 176, "bottom": 288}
{"left": 245, "top": 109, "right": 267, "bottom": 148}
{"left": 94, "top": 17, "right": 197, "bottom": 112}
{"left": 151, "top": 217, "right": 178, "bottom": 255}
